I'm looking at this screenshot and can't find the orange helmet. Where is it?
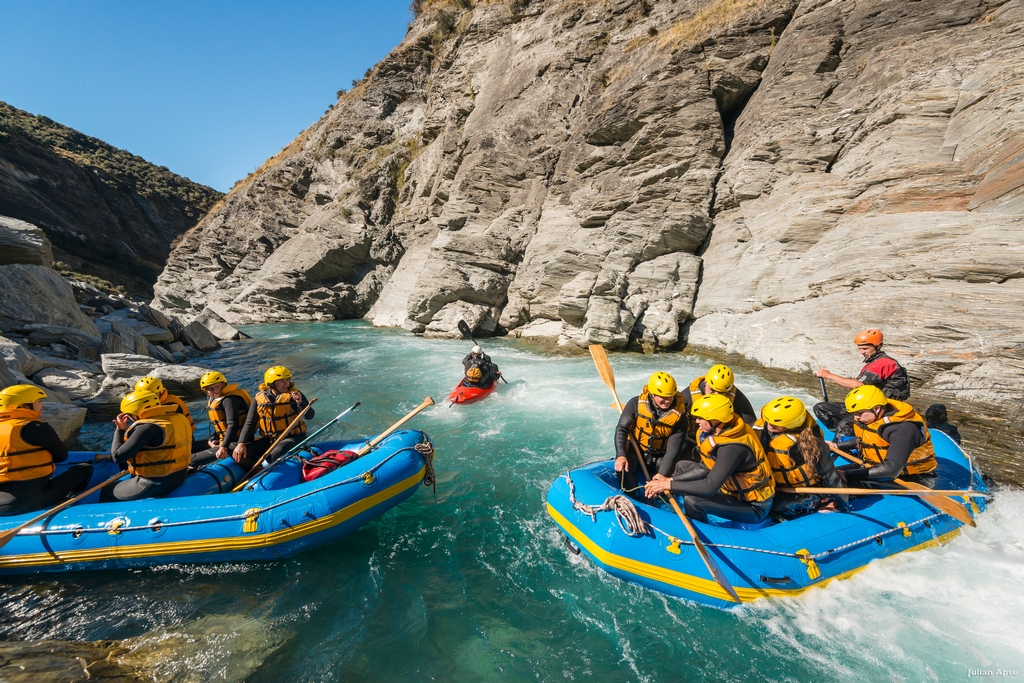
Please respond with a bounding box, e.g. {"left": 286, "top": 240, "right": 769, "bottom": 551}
{"left": 854, "top": 329, "right": 883, "bottom": 347}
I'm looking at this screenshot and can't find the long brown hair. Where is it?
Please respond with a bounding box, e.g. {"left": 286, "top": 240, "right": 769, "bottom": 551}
{"left": 796, "top": 421, "right": 821, "bottom": 467}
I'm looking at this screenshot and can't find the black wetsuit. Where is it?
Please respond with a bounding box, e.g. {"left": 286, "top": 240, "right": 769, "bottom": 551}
{"left": 0, "top": 422, "right": 93, "bottom": 516}
{"left": 462, "top": 352, "right": 499, "bottom": 388}
{"left": 668, "top": 443, "right": 773, "bottom": 524}
{"left": 759, "top": 428, "right": 850, "bottom": 520}
{"left": 842, "top": 412, "right": 937, "bottom": 487}
{"left": 101, "top": 423, "right": 187, "bottom": 502}
{"left": 190, "top": 394, "right": 250, "bottom": 467}
{"left": 236, "top": 390, "right": 315, "bottom": 469}
{"left": 615, "top": 395, "right": 687, "bottom": 496}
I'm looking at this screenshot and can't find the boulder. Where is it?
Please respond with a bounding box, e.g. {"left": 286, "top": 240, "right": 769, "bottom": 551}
{"left": 77, "top": 346, "right": 99, "bottom": 362}
{"left": 138, "top": 302, "right": 172, "bottom": 331}
{"left": 100, "top": 353, "right": 209, "bottom": 396}
{"left": 0, "top": 336, "right": 49, "bottom": 377}
{"left": 0, "top": 216, "right": 53, "bottom": 267}
{"left": 0, "top": 356, "right": 15, "bottom": 389}
{"left": 84, "top": 376, "right": 136, "bottom": 419}
{"left": 149, "top": 344, "right": 178, "bottom": 364}
{"left": 39, "top": 402, "right": 86, "bottom": 441}
{"left": 101, "top": 353, "right": 168, "bottom": 379}
{"left": 423, "top": 301, "right": 498, "bottom": 338}
{"left": 111, "top": 320, "right": 149, "bottom": 356}
{"left": 194, "top": 308, "right": 241, "bottom": 341}
{"left": 167, "top": 341, "right": 185, "bottom": 353}
{"left": 32, "top": 368, "right": 99, "bottom": 401}
{"left": 179, "top": 320, "right": 221, "bottom": 352}
{"left": 0, "top": 264, "right": 101, "bottom": 337}
{"left": 100, "top": 331, "right": 125, "bottom": 354}
{"left": 99, "top": 310, "right": 173, "bottom": 344}
{"left": 25, "top": 324, "right": 102, "bottom": 351}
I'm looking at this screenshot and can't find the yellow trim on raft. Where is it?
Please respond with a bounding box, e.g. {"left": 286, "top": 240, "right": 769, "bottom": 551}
{"left": 0, "top": 466, "right": 425, "bottom": 568}
{"left": 548, "top": 503, "right": 959, "bottom": 604}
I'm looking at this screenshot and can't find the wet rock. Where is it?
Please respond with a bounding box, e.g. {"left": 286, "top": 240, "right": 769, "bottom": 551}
{"left": 0, "top": 264, "right": 101, "bottom": 336}
{"left": 0, "top": 215, "right": 53, "bottom": 267}
{"left": 179, "top": 320, "right": 221, "bottom": 352}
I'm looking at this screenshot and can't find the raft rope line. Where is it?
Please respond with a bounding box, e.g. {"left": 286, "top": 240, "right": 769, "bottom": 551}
{"left": 562, "top": 471, "right": 947, "bottom": 577}
{"left": 18, "top": 440, "right": 436, "bottom": 539}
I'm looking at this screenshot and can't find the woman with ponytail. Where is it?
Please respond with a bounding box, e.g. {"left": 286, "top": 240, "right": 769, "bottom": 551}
{"left": 755, "top": 396, "right": 850, "bottom": 520}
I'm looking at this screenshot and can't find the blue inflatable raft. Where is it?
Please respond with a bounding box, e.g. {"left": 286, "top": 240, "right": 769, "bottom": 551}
{"left": 0, "top": 429, "right": 433, "bottom": 575}
{"left": 547, "top": 429, "right": 987, "bottom": 609}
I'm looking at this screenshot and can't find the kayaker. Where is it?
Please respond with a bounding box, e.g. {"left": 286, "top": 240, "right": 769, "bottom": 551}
{"left": 0, "top": 385, "right": 94, "bottom": 516}
{"left": 840, "top": 385, "right": 937, "bottom": 488}
{"left": 134, "top": 376, "right": 197, "bottom": 446}
{"left": 754, "top": 396, "right": 849, "bottom": 519}
{"left": 614, "top": 372, "right": 687, "bottom": 496}
{"left": 682, "top": 364, "right": 757, "bottom": 442}
{"left": 925, "top": 403, "right": 962, "bottom": 445}
{"left": 189, "top": 371, "right": 253, "bottom": 467}
{"left": 463, "top": 345, "right": 500, "bottom": 388}
{"left": 99, "top": 390, "right": 191, "bottom": 501}
{"left": 644, "top": 394, "right": 775, "bottom": 524}
{"left": 232, "top": 366, "right": 315, "bottom": 469}
{"left": 813, "top": 329, "right": 911, "bottom": 436}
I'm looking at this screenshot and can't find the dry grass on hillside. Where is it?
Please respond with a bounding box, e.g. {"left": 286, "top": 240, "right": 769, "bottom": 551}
{"left": 659, "top": 0, "right": 773, "bottom": 49}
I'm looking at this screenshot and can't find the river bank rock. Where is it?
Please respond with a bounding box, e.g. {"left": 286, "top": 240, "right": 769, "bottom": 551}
{"left": 39, "top": 402, "right": 86, "bottom": 441}
{"left": 100, "top": 353, "right": 209, "bottom": 395}
{"left": 31, "top": 368, "right": 99, "bottom": 401}
{"left": 0, "top": 264, "right": 101, "bottom": 336}
{"left": 0, "top": 215, "right": 53, "bottom": 267}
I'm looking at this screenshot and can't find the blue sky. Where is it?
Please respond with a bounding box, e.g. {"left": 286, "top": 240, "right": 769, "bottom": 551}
{"left": 0, "top": 0, "right": 413, "bottom": 192}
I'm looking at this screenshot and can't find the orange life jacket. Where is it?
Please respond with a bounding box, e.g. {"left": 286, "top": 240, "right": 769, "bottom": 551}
{"left": 0, "top": 408, "right": 55, "bottom": 483}
{"left": 754, "top": 413, "right": 820, "bottom": 487}
{"left": 160, "top": 390, "right": 195, "bottom": 434}
{"left": 633, "top": 387, "right": 686, "bottom": 457}
{"left": 854, "top": 400, "right": 937, "bottom": 476}
{"left": 255, "top": 383, "right": 308, "bottom": 439}
{"left": 206, "top": 384, "right": 253, "bottom": 440}
{"left": 124, "top": 405, "right": 191, "bottom": 478}
{"left": 696, "top": 416, "right": 775, "bottom": 503}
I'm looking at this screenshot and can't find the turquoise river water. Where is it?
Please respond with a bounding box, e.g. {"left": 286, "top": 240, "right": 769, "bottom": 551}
{"left": 2, "top": 321, "right": 1023, "bottom": 682}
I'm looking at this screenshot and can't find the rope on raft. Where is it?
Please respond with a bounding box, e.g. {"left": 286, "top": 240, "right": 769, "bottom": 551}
{"left": 415, "top": 440, "right": 436, "bottom": 493}
{"left": 565, "top": 474, "right": 648, "bottom": 537}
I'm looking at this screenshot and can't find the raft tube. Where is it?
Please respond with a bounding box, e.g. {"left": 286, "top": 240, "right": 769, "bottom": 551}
{"left": 448, "top": 380, "right": 496, "bottom": 405}
{"left": 0, "top": 429, "right": 433, "bottom": 575}
{"left": 546, "top": 429, "right": 987, "bottom": 609}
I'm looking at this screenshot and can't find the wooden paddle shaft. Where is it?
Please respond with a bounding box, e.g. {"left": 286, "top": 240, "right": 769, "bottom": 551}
{"left": 232, "top": 398, "right": 318, "bottom": 492}
{"left": 355, "top": 397, "right": 435, "bottom": 457}
{"left": 780, "top": 486, "right": 987, "bottom": 497}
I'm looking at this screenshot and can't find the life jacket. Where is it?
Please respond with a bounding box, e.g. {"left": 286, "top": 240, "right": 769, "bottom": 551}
{"left": 255, "top": 383, "right": 308, "bottom": 439}
{"left": 206, "top": 384, "right": 253, "bottom": 440}
{"left": 754, "top": 413, "right": 820, "bottom": 486}
{"left": 634, "top": 387, "right": 686, "bottom": 458}
{"left": 160, "top": 390, "right": 195, "bottom": 434}
{"left": 686, "top": 376, "right": 737, "bottom": 440}
{"left": 0, "top": 408, "right": 55, "bottom": 483}
{"left": 124, "top": 405, "right": 191, "bottom": 478}
{"left": 696, "top": 416, "right": 775, "bottom": 503}
{"left": 854, "top": 400, "right": 937, "bottom": 476}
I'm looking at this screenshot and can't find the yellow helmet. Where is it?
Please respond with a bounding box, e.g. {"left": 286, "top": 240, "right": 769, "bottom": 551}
{"left": 135, "top": 376, "right": 165, "bottom": 396}
{"left": 705, "top": 364, "right": 734, "bottom": 393}
{"left": 120, "top": 390, "right": 162, "bottom": 416}
{"left": 200, "top": 371, "right": 227, "bottom": 389}
{"left": 0, "top": 384, "right": 47, "bottom": 409}
{"left": 845, "top": 385, "right": 888, "bottom": 413}
{"left": 691, "top": 393, "right": 734, "bottom": 423}
{"left": 264, "top": 366, "right": 292, "bottom": 384}
{"left": 466, "top": 366, "right": 483, "bottom": 381}
{"left": 647, "top": 372, "right": 677, "bottom": 398}
{"left": 761, "top": 396, "right": 807, "bottom": 430}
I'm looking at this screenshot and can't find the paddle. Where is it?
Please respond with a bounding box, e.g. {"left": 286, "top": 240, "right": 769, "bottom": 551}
{"left": 779, "top": 486, "right": 988, "bottom": 497}
{"left": 353, "top": 396, "right": 435, "bottom": 457}
{"left": 818, "top": 376, "right": 830, "bottom": 403}
{"left": 589, "top": 344, "right": 740, "bottom": 603}
{"left": 0, "top": 469, "right": 130, "bottom": 550}
{"left": 827, "top": 442, "right": 976, "bottom": 527}
{"left": 232, "top": 398, "right": 318, "bottom": 492}
{"left": 457, "top": 320, "right": 507, "bottom": 385}
{"left": 285, "top": 402, "right": 360, "bottom": 456}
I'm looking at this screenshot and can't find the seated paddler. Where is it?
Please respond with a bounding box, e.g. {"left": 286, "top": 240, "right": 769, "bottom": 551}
{"left": 99, "top": 390, "right": 191, "bottom": 502}
{"left": 644, "top": 393, "right": 775, "bottom": 524}
{"left": 682, "top": 364, "right": 757, "bottom": 444}
{"left": 462, "top": 344, "right": 500, "bottom": 388}
{"left": 840, "top": 385, "right": 937, "bottom": 488}
{"left": 232, "top": 365, "right": 314, "bottom": 470}
{"left": 754, "top": 396, "right": 849, "bottom": 520}
{"left": 0, "top": 385, "right": 94, "bottom": 516}
{"left": 134, "top": 376, "right": 197, "bottom": 449}
{"left": 190, "top": 371, "right": 253, "bottom": 468}
{"left": 614, "top": 372, "right": 687, "bottom": 496}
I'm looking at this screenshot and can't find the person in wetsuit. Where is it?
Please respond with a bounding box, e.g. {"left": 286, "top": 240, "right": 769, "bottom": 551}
{"left": 99, "top": 390, "right": 191, "bottom": 502}
{"left": 754, "top": 396, "right": 849, "bottom": 520}
{"left": 0, "top": 385, "right": 93, "bottom": 515}
{"left": 681, "top": 364, "right": 757, "bottom": 451}
{"left": 924, "top": 404, "right": 961, "bottom": 446}
{"left": 189, "top": 371, "right": 253, "bottom": 468}
{"left": 462, "top": 345, "right": 500, "bottom": 388}
{"left": 814, "top": 329, "right": 911, "bottom": 436}
{"left": 840, "top": 385, "right": 937, "bottom": 488}
{"left": 135, "top": 376, "right": 198, "bottom": 451}
{"left": 614, "top": 372, "right": 687, "bottom": 497}
{"left": 232, "top": 366, "right": 314, "bottom": 471}
{"left": 644, "top": 393, "right": 775, "bottom": 524}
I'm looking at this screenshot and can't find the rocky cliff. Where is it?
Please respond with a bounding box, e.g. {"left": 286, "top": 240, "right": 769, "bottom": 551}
{"left": 154, "top": 0, "right": 1024, "bottom": 418}
{"left": 0, "top": 102, "right": 222, "bottom": 295}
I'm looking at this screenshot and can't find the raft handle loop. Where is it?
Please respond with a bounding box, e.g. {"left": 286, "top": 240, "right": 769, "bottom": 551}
{"left": 795, "top": 549, "right": 821, "bottom": 580}
{"left": 106, "top": 518, "right": 126, "bottom": 536}
{"left": 243, "top": 508, "right": 261, "bottom": 533}
{"left": 666, "top": 537, "right": 683, "bottom": 554}
{"left": 897, "top": 521, "right": 912, "bottom": 537}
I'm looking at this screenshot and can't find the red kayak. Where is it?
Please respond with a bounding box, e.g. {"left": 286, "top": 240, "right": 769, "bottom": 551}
{"left": 449, "top": 380, "right": 497, "bottom": 405}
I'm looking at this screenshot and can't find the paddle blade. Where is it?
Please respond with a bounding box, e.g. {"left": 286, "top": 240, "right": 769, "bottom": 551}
{"left": 669, "top": 497, "right": 741, "bottom": 602}
{"left": 457, "top": 320, "right": 474, "bottom": 341}
{"left": 898, "top": 480, "right": 977, "bottom": 527}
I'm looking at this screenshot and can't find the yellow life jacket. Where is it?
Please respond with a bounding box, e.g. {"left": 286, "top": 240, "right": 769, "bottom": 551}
{"left": 754, "top": 413, "right": 820, "bottom": 486}
{"left": 686, "top": 376, "right": 737, "bottom": 441}
{"left": 161, "top": 391, "right": 195, "bottom": 434}
{"left": 206, "top": 384, "right": 253, "bottom": 440}
{"left": 634, "top": 387, "right": 686, "bottom": 457}
{"left": 0, "top": 408, "right": 55, "bottom": 483}
{"left": 255, "top": 383, "right": 308, "bottom": 439}
{"left": 854, "top": 400, "right": 937, "bottom": 476}
{"left": 124, "top": 405, "right": 191, "bottom": 478}
{"left": 696, "top": 416, "right": 775, "bottom": 503}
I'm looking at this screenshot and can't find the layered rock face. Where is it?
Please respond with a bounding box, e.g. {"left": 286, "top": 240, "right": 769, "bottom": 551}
{"left": 155, "top": 0, "right": 1024, "bottom": 414}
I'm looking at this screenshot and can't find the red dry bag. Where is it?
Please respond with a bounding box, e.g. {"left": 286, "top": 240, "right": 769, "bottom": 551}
{"left": 301, "top": 450, "right": 359, "bottom": 482}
